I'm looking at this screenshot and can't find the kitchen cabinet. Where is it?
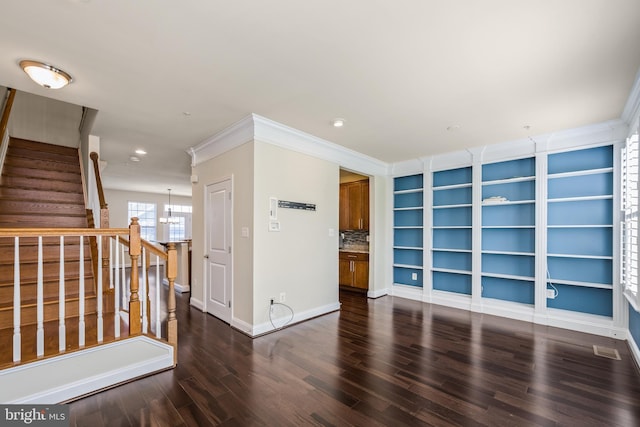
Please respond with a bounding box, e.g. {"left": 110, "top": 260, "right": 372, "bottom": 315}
{"left": 339, "top": 251, "right": 369, "bottom": 290}
{"left": 339, "top": 180, "right": 369, "bottom": 230}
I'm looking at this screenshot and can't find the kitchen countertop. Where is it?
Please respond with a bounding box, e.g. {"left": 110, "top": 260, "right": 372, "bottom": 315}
{"left": 339, "top": 247, "right": 369, "bottom": 254}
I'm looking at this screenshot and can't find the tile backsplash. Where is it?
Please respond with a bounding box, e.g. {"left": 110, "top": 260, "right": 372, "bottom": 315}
{"left": 341, "top": 230, "right": 369, "bottom": 250}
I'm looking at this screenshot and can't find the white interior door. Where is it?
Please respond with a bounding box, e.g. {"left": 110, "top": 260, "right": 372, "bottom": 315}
{"left": 206, "top": 179, "right": 232, "bottom": 323}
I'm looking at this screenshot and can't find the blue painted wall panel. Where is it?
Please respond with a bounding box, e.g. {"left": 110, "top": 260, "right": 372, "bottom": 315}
{"left": 481, "top": 276, "right": 534, "bottom": 304}
{"left": 433, "top": 271, "right": 472, "bottom": 294}
{"left": 547, "top": 285, "right": 612, "bottom": 317}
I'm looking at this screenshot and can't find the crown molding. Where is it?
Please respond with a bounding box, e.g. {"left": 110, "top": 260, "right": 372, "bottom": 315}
{"left": 622, "top": 66, "right": 640, "bottom": 128}
{"left": 188, "top": 113, "right": 389, "bottom": 176}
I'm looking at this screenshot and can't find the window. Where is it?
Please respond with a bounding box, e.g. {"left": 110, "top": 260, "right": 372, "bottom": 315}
{"left": 127, "top": 201, "right": 157, "bottom": 241}
{"left": 622, "top": 125, "right": 640, "bottom": 311}
{"left": 164, "top": 204, "right": 191, "bottom": 241}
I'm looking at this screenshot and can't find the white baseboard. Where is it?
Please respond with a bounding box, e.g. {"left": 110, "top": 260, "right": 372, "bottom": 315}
{"left": 391, "top": 284, "right": 424, "bottom": 301}
{"left": 243, "top": 301, "right": 341, "bottom": 337}
{"left": 367, "top": 288, "right": 389, "bottom": 299}
{"left": 0, "top": 336, "right": 174, "bottom": 404}
{"left": 627, "top": 329, "right": 640, "bottom": 370}
{"left": 189, "top": 296, "right": 204, "bottom": 311}
{"left": 163, "top": 278, "right": 190, "bottom": 293}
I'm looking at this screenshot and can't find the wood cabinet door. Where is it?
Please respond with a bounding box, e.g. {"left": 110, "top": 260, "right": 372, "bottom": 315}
{"left": 361, "top": 181, "right": 369, "bottom": 230}
{"left": 339, "top": 258, "right": 353, "bottom": 286}
{"left": 353, "top": 260, "right": 369, "bottom": 289}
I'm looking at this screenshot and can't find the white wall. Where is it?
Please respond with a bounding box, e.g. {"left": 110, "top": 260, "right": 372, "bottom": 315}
{"left": 190, "top": 141, "right": 255, "bottom": 323}
{"left": 252, "top": 141, "right": 339, "bottom": 327}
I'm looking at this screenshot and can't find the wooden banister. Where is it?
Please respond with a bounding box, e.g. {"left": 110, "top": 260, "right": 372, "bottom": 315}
{"left": 89, "top": 152, "right": 108, "bottom": 211}
{"left": 166, "top": 242, "right": 178, "bottom": 359}
{"left": 0, "top": 88, "right": 16, "bottom": 141}
{"left": 128, "top": 218, "right": 142, "bottom": 336}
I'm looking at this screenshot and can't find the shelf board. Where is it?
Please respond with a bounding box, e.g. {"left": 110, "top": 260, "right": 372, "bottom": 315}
{"left": 432, "top": 267, "right": 472, "bottom": 275}
{"left": 394, "top": 188, "right": 424, "bottom": 195}
{"left": 482, "top": 250, "right": 535, "bottom": 256}
{"left": 547, "top": 195, "right": 613, "bottom": 203}
{"left": 432, "top": 182, "right": 472, "bottom": 191}
{"left": 546, "top": 278, "right": 613, "bottom": 290}
{"left": 482, "top": 176, "right": 535, "bottom": 186}
{"left": 481, "top": 272, "right": 535, "bottom": 281}
{"left": 547, "top": 167, "right": 613, "bottom": 180}
{"left": 393, "top": 226, "right": 424, "bottom": 229}
{"left": 433, "top": 226, "right": 472, "bottom": 229}
{"left": 433, "top": 203, "right": 472, "bottom": 209}
{"left": 482, "top": 225, "right": 535, "bottom": 229}
{"left": 482, "top": 199, "right": 535, "bottom": 206}
{"left": 393, "top": 264, "right": 424, "bottom": 270}
{"left": 547, "top": 224, "right": 613, "bottom": 229}
{"left": 547, "top": 253, "right": 612, "bottom": 260}
{"left": 432, "top": 248, "right": 472, "bottom": 253}
{"left": 394, "top": 206, "right": 424, "bottom": 211}
{"left": 393, "top": 246, "right": 423, "bottom": 250}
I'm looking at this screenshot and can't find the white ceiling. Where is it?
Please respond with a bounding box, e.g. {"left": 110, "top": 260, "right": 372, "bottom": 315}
{"left": 1, "top": 0, "right": 639, "bottom": 197}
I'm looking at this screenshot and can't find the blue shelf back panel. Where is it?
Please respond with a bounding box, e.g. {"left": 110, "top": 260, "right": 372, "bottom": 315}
{"left": 548, "top": 145, "right": 613, "bottom": 175}
{"left": 547, "top": 285, "right": 612, "bottom": 317}
{"left": 433, "top": 167, "right": 472, "bottom": 187}
{"left": 481, "top": 276, "right": 534, "bottom": 304}
{"left": 394, "top": 228, "right": 423, "bottom": 247}
{"left": 433, "top": 271, "right": 472, "bottom": 295}
{"left": 482, "top": 228, "right": 534, "bottom": 253}
{"left": 548, "top": 257, "right": 612, "bottom": 285}
{"left": 433, "top": 251, "right": 472, "bottom": 271}
{"left": 394, "top": 174, "right": 423, "bottom": 192}
{"left": 547, "top": 199, "right": 612, "bottom": 225}
{"left": 394, "top": 248, "right": 423, "bottom": 266}
{"left": 482, "top": 253, "right": 534, "bottom": 277}
{"left": 394, "top": 191, "right": 424, "bottom": 208}
{"left": 433, "top": 228, "right": 472, "bottom": 250}
{"left": 433, "top": 186, "right": 472, "bottom": 206}
{"left": 630, "top": 305, "right": 640, "bottom": 350}
{"left": 433, "top": 206, "right": 472, "bottom": 227}
{"left": 394, "top": 267, "right": 423, "bottom": 287}
{"left": 482, "top": 157, "right": 535, "bottom": 182}
{"left": 482, "top": 203, "right": 535, "bottom": 226}
{"left": 394, "top": 209, "right": 423, "bottom": 227}
{"left": 548, "top": 172, "right": 613, "bottom": 199}
{"left": 482, "top": 180, "right": 535, "bottom": 202}
{"left": 548, "top": 227, "right": 612, "bottom": 257}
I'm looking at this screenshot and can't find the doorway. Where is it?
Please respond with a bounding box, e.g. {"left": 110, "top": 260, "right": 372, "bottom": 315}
{"left": 205, "top": 178, "right": 232, "bottom": 323}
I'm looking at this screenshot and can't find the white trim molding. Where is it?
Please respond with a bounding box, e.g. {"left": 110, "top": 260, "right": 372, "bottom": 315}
{"left": 239, "top": 301, "right": 341, "bottom": 337}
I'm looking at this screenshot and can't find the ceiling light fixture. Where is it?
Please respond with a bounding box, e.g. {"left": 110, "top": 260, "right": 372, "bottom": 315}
{"left": 159, "top": 189, "right": 179, "bottom": 224}
{"left": 19, "top": 60, "right": 73, "bottom": 89}
{"left": 332, "top": 118, "right": 345, "bottom": 128}
{"left": 446, "top": 125, "right": 461, "bottom": 131}
{"left": 129, "top": 156, "right": 140, "bottom": 162}
{"left": 135, "top": 149, "right": 147, "bottom": 155}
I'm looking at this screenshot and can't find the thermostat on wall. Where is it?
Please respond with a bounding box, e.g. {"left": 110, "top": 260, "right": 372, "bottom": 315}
{"left": 269, "top": 221, "right": 280, "bottom": 232}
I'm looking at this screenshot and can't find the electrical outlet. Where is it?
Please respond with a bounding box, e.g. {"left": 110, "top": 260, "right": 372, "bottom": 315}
{"left": 546, "top": 289, "right": 556, "bottom": 299}
{"left": 279, "top": 292, "right": 286, "bottom": 303}
{"left": 411, "top": 273, "right": 418, "bottom": 280}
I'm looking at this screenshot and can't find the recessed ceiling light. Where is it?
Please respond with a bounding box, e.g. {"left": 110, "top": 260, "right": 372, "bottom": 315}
{"left": 135, "top": 149, "right": 147, "bottom": 155}
{"left": 446, "top": 125, "right": 461, "bottom": 131}
{"left": 523, "top": 125, "right": 532, "bottom": 130}
{"left": 19, "top": 60, "right": 73, "bottom": 89}
{"left": 332, "top": 118, "right": 345, "bottom": 127}
{"left": 129, "top": 156, "right": 140, "bottom": 162}
{"left": 183, "top": 111, "right": 191, "bottom": 116}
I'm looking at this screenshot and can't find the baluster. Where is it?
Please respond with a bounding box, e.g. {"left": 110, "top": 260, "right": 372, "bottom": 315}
{"left": 155, "top": 254, "right": 161, "bottom": 338}
{"left": 141, "top": 246, "right": 148, "bottom": 334}
{"left": 121, "top": 243, "right": 127, "bottom": 311}
{"left": 79, "top": 236, "right": 85, "bottom": 347}
{"left": 13, "top": 237, "right": 21, "bottom": 362}
{"left": 129, "top": 218, "right": 142, "bottom": 335}
{"left": 167, "top": 242, "right": 178, "bottom": 355}
{"left": 59, "top": 236, "right": 66, "bottom": 352}
{"left": 113, "top": 237, "right": 120, "bottom": 338}
{"left": 97, "top": 235, "right": 103, "bottom": 342}
{"left": 36, "top": 236, "right": 44, "bottom": 357}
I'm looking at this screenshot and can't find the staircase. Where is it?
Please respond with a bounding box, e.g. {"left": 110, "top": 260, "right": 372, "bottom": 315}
{"left": 0, "top": 138, "right": 96, "bottom": 330}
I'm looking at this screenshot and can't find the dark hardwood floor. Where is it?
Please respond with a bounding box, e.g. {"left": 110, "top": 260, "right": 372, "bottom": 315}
{"left": 69, "top": 290, "right": 640, "bottom": 426}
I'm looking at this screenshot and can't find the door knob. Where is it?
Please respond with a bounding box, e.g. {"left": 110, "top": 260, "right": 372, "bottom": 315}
{"left": 204, "top": 254, "right": 209, "bottom": 259}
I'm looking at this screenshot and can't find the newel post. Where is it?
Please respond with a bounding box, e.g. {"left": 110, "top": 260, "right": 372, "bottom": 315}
{"left": 129, "top": 217, "right": 142, "bottom": 335}
{"left": 166, "top": 243, "right": 178, "bottom": 356}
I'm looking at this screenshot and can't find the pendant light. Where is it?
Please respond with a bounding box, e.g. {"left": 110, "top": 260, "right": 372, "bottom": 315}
{"left": 159, "top": 189, "right": 179, "bottom": 224}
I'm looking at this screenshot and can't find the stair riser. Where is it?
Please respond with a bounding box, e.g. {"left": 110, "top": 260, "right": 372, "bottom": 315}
{"left": 3, "top": 154, "right": 81, "bottom": 175}
{"left": 0, "top": 187, "right": 84, "bottom": 204}
{"left": 0, "top": 200, "right": 86, "bottom": 216}
{"left": 0, "top": 244, "right": 86, "bottom": 264}
{"left": 0, "top": 176, "right": 83, "bottom": 193}
{"left": 0, "top": 297, "right": 98, "bottom": 328}
{"left": 2, "top": 164, "right": 81, "bottom": 183}
{"left": 0, "top": 260, "right": 93, "bottom": 284}
{"left": 0, "top": 279, "right": 97, "bottom": 307}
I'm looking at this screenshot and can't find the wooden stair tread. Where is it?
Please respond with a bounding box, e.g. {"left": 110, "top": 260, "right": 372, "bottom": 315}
{"left": 3, "top": 154, "right": 82, "bottom": 175}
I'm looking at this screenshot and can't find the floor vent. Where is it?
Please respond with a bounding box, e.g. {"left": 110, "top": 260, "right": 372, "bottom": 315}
{"left": 593, "top": 345, "right": 621, "bottom": 360}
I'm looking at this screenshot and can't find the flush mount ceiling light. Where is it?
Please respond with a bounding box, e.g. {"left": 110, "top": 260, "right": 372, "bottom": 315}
{"left": 19, "top": 60, "right": 73, "bottom": 89}
{"left": 332, "top": 118, "right": 345, "bottom": 128}
{"left": 135, "top": 149, "right": 147, "bottom": 155}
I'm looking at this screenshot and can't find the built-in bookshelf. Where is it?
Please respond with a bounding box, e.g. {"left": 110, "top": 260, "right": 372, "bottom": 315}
{"left": 432, "top": 166, "right": 472, "bottom": 295}
{"left": 546, "top": 145, "right": 613, "bottom": 317}
{"left": 481, "top": 157, "right": 536, "bottom": 305}
{"left": 393, "top": 174, "right": 424, "bottom": 287}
